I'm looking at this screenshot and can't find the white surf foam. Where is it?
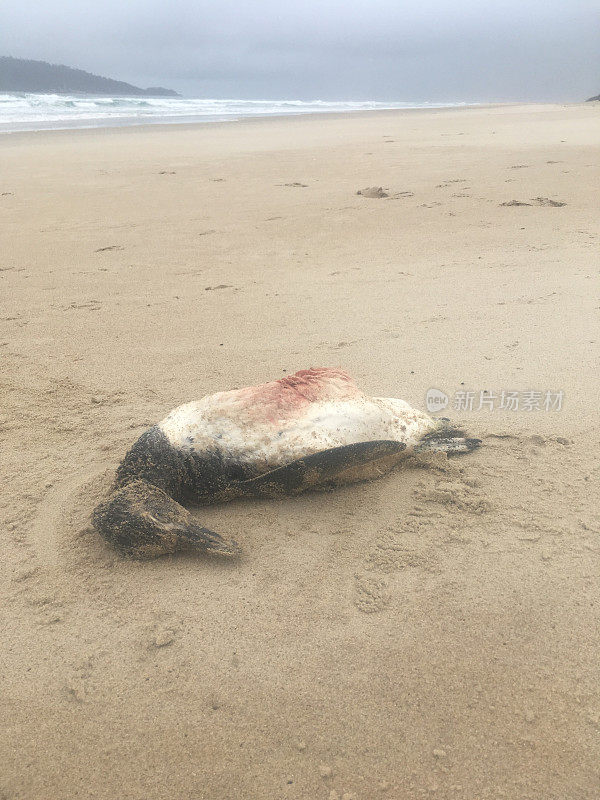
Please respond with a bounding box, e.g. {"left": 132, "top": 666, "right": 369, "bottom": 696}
{"left": 0, "top": 93, "right": 471, "bottom": 133}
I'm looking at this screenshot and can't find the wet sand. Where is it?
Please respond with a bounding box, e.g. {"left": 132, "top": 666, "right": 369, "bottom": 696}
{"left": 1, "top": 103, "right": 599, "bottom": 799}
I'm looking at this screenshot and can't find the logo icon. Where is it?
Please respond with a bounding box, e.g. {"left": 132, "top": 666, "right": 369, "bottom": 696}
{"left": 425, "top": 388, "right": 449, "bottom": 413}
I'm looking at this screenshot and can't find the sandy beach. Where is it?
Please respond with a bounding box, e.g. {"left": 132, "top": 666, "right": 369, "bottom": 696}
{"left": 1, "top": 103, "right": 599, "bottom": 799}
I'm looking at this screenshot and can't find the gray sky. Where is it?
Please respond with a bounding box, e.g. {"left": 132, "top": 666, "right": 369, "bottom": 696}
{"left": 2, "top": 0, "right": 599, "bottom": 100}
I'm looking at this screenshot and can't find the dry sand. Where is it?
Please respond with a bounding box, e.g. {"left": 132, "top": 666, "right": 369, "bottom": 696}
{"left": 1, "top": 103, "right": 599, "bottom": 799}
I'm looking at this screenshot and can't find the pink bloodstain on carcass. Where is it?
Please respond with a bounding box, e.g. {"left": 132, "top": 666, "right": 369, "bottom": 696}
{"left": 230, "top": 368, "right": 360, "bottom": 424}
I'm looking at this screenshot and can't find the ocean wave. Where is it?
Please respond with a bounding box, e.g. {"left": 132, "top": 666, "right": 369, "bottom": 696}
{"left": 0, "top": 93, "right": 471, "bottom": 132}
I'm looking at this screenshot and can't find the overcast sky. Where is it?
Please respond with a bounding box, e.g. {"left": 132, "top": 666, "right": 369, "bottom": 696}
{"left": 2, "top": 0, "right": 599, "bottom": 101}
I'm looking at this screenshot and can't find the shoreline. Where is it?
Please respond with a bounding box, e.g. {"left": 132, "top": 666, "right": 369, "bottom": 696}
{"left": 0, "top": 100, "right": 530, "bottom": 137}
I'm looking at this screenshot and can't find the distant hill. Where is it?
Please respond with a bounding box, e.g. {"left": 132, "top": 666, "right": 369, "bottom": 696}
{"left": 586, "top": 94, "right": 600, "bottom": 102}
{"left": 0, "top": 56, "right": 179, "bottom": 96}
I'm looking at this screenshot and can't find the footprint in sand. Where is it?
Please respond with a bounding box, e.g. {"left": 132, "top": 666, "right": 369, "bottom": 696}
{"left": 329, "top": 267, "right": 361, "bottom": 276}
{"left": 531, "top": 196, "right": 567, "bottom": 207}
{"left": 357, "top": 186, "right": 388, "bottom": 198}
{"left": 315, "top": 340, "right": 358, "bottom": 350}
{"left": 436, "top": 179, "right": 468, "bottom": 188}
{"left": 61, "top": 300, "right": 102, "bottom": 311}
{"left": 500, "top": 197, "right": 566, "bottom": 207}
{"left": 65, "top": 657, "right": 97, "bottom": 703}
{"left": 158, "top": 170, "right": 176, "bottom": 175}
{"left": 143, "top": 622, "right": 178, "bottom": 650}
{"left": 357, "top": 186, "right": 414, "bottom": 199}
{"left": 353, "top": 573, "right": 391, "bottom": 613}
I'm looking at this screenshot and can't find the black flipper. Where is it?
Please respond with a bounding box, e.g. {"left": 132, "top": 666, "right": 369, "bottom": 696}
{"left": 235, "top": 440, "right": 406, "bottom": 500}
{"left": 92, "top": 479, "right": 239, "bottom": 559}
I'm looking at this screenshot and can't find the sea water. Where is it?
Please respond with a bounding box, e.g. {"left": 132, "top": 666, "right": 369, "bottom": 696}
{"left": 0, "top": 93, "right": 469, "bottom": 133}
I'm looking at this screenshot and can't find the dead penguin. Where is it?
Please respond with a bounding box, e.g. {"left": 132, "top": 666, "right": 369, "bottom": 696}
{"left": 92, "top": 368, "right": 480, "bottom": 558}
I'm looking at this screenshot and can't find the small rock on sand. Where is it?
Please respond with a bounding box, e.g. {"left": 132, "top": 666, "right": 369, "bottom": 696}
{"left": 150, "top": 628, "right": 175, "bottom": 648}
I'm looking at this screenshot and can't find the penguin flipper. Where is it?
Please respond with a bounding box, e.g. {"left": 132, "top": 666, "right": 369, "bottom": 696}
{"left": 237, "top": 440, "right": 406, "bottom": 499}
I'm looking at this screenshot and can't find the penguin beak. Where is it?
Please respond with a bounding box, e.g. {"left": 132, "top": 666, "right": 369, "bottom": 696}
{"left": 93, "top": 479, "right": 241, "bottom": 559}
{"left": 182, "top": 522, "right": 240, "bottom": 557}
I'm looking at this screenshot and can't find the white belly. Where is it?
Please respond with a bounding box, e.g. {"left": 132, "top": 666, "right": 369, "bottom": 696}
{"left": 158, "top": 393, "right": 436, "bottom": 475}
